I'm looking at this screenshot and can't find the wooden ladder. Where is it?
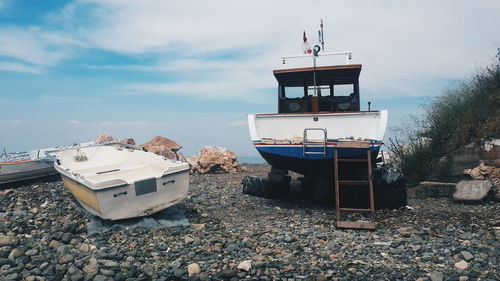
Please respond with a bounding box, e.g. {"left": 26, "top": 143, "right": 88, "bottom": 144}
{"left": 334, "top": 142, "right": 376, "bottom": 230}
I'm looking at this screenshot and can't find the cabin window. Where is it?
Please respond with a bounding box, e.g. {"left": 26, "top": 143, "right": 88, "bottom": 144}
{"left": 283, "top": 87, "right": 307, "bottom": 98}
{"left": 334, "top": 84, "right": 354, "bottom": 96}
{"left": 307, "top": 86, "right": 330, "bottom": 97}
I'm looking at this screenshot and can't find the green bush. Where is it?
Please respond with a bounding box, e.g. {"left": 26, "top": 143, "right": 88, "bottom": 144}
{"left": 389, "top": 57, "right": 500, "bottom": 186}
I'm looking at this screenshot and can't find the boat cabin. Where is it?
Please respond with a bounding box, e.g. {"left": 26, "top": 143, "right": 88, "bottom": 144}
{"left": 273, "top": 64, "right": 361, "bottom": 113}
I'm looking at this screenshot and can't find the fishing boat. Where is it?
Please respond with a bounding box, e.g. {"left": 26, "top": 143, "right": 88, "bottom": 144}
{"left": 0, "top": 143, "right": 93, "bottom": 185}
{"left": 54, "top": 144, "right": 189, "bottom": 220}
{"left": 247, "top": 29, "right": 388, "bottom": 200}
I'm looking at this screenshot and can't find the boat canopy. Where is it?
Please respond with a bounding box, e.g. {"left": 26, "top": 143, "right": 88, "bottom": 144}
{"left": 273, "top": 64, "right": 361, "bottom": 87}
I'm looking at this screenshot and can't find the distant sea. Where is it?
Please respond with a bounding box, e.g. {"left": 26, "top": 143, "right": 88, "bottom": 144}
{"left": 238, "top": 156, "right": 266, "bottom": 164}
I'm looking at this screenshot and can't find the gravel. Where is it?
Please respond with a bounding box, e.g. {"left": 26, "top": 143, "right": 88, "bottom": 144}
{"left": 0, "top": 163, "right": 499, "bottom": 280}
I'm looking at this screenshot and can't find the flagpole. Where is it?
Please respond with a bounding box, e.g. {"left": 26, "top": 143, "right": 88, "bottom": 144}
{"left": 320, "top": 19, "right": 324, "bottom": 51}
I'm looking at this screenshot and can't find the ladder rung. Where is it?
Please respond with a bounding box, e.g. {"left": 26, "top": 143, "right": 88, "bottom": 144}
{"left": 337, "top": 221, "right": 376, "bottom": 230}
{"left": 338, "top": 208, "right": 372, "bottom": 212}
{"left": 338, "top": 180, "right": 370, "bottom": 185}
{"left": 304, "top": 152, "right": 325, "bottom": 155}
{"left": 337, "top": 159, "right": 368, "bottom": 163}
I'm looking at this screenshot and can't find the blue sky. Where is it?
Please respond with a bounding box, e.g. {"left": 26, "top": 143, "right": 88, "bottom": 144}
{"left": 0, "top": 0, "right": 499, "bottom": 158}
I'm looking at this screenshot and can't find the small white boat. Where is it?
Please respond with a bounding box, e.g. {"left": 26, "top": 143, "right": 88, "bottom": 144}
{"left": 0, "top": 143, "right": 93, "bottom": 185}
{"left": 54, "top": 144, "right": 190, "bottom": 220}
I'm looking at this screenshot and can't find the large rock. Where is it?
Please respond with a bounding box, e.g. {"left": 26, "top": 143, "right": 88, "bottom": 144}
{"left": 143, "top": 136, "right": 182, "bottom": 151}
{"left": 453, "top": 180, "right": 493, "bottom": 202}
{"left": 415, "top": 181, "right": 456, "bottom": 198}
{"left": 142, "top": 143, "right": 178, "bottom": 159}
{"left": 142, "top": 136, "right": 182, "bottom": 160}
{"left": 119, "top": 138, "right": 136, "bottom": 145}
{"left": 187, "top": 146, "right": 239, "bottom": 174}
{"left": 95, "top": 133, "right": 117, "bottom": 144}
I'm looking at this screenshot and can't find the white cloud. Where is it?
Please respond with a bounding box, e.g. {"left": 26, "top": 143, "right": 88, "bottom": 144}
{"left": 0, "top": 27, "right": 75, "bottom": 68}
{"left": 59, "top": 0, "right": 499, "bottom": 99}
{"left": 1, "top": 0, "right": 499, "bottom": 97}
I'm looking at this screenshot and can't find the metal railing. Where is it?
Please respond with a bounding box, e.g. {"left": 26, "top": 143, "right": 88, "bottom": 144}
{"left": 303, "top": 128, "right": 327, "bottom": 157}
{"left": 282, "top": 51, "right": 353, "bottom": 68}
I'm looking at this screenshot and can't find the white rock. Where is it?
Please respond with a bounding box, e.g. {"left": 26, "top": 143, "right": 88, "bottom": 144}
{"left": 237, "top": 260, "right": 252, "bottom": 272}
{"left": 454, "top": 260, "right": 469, "bottom": 270}
{"left": 187, "top": 263, "right": 201, "bottom": 276}
{"left": 184, "top": 235, "right": 194, "bottom": 244}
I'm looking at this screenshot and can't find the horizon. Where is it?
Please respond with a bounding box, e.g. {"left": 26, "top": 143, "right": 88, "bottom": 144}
{"left": 1, "top": 1, "right": 499, "bottom": 158}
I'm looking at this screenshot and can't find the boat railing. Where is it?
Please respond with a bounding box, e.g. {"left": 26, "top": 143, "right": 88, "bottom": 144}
{"left": 281, "top": 51, "right": 352, "bottom": 68}
{"left": 51, "top": 142, "right": 144, "bottom": 154}
{"left": 303, "top": 128, "right": 327, "bottom": 158}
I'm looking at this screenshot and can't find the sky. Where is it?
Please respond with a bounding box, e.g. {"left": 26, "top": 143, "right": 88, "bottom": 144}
{"left": 0, "top": 0, "right": 499, "bottom": 159}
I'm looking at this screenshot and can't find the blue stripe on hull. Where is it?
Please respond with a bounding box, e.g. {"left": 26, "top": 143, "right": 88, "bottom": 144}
{"left": 255, "top": 145, "right": 380, "bottom": 160}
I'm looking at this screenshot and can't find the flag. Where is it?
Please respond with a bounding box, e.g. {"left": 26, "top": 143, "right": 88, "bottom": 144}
{"left": 303, "top": 31, "right": 307, "bottom": 42}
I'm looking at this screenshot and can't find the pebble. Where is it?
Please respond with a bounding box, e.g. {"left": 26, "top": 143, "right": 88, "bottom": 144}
{"left": 237, "top": 260, "right": 252, "bottom": 272}
{"left": 58, "top": 253, "right": 75, "bottom": 264}
{"left": 0, "top": 235, "right": 17, "bottom": 246}
{"left": 455, "top": 260, "right": 469, "bottom": 270}
{"left": 24, "top": 248, "right": 38, "bottom": 256}
{"left": 192, "top": 224, "right": 205, "bottom": 230}
{"left": 93, "top": 275, "right": 108, "bottom": 281}
{"left": 0, "top": 165, "right": 498, "bottom": 280}
{"left": 460, "top": 250, "right": 474, "bottom": 261}
{"left": 8, "top": 249, "right": 24, "bottom": 261}
{"left": 430, "top": 271, "right": 443, "bottom": 281}
{"left": 187, "top": 263, "right": 202, "bottom": 276}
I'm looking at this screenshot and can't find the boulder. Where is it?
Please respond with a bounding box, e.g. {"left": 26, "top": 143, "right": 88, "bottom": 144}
{"left": 119, "top": 138, "right": 136, "bottom": 145}
{"left": 414, "top": 181, "right": 456, "bottom": 199}
{"left": 143, "top": 136, "right": 182, "bottom": 151}
{"left": 141, "top": 136, "right": 183, "bottom": 160}
{"left": 95, "top": 133, "right": 117, "bottom": 144}
{"left": 187, "top": 146, "right": 239, "bottom": 174}
{"left": 453, "top": 180, "right": 493, "bottom": 202}
{"left": 466, "top": 160, "right": 500, "bottom": 200}
{"left": 142, "top": 143, "right": 178, "bottom": 160}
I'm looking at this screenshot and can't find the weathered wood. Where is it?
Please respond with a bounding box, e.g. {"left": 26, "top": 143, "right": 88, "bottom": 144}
{"left": 335, "top": 141, "right": 371, "bottom": 148}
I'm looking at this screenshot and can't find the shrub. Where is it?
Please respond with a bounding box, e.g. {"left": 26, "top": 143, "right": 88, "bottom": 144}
{"left": 388, "top": 56, "right": 500, "bottom": 186}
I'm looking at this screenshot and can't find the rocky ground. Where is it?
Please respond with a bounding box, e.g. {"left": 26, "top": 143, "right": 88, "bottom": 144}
{"left": 0, "top": 164, "right": 498, "bottom": 281}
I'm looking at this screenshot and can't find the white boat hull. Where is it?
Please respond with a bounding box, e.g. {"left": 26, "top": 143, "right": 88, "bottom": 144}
{"left": 55, "top": 146, "right": 189, "bottom": 220}
{"left": 248, "top": 110, "right": 388, "bottom": 174}
{"left": 248, "top": 110, "right": 388, "bottom": 143}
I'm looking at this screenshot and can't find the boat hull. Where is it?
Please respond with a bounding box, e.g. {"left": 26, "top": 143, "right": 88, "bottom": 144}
{"left": 0, "top": 160, "right": 57, "bottom": 185}
{"left": 54, "top": 146, "right": 190, "bottom": 220}
{"left": 58, "top": 170, "right": 189, "bottom": 220}
{"left": 248, "top": 110, "right": 387, "bottom": 174}
{"left": 255, "top": 145, "right": 381, "bottom": 175}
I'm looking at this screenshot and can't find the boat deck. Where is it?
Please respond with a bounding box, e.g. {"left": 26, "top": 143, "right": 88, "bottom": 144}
{"left": 70, "top": 162, "right": 165, "bottom": 190}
